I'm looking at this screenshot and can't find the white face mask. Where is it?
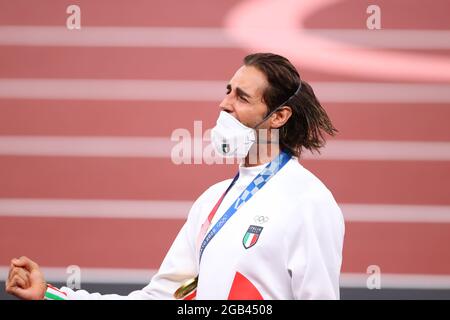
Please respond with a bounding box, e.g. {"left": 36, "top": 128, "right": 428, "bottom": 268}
{"left": 211, "top": 111, "right": 256, "bottom": 158}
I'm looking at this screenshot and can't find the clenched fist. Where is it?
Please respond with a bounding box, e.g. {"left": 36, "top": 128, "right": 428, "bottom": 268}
{"left": 5, "top": 256, "right": 47, "bottom": 300}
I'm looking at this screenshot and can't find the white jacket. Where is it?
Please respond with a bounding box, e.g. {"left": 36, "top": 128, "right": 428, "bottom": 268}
{"left": 50, "top": 158, "right": 345, "bottom": 300}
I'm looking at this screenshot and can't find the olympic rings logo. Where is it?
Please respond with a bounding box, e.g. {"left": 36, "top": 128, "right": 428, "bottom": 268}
{"left": 253, "top": 215, "right": 269, "bottom": 224}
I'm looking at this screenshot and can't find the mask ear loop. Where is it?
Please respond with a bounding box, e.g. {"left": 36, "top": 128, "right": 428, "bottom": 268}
{"left": 253, "top": 82, "right": 302, "bottom": 129}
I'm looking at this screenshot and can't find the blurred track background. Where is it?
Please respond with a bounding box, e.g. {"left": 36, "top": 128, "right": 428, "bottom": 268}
{"left": 0, "top": 0, "right": 449, "bottom": 299}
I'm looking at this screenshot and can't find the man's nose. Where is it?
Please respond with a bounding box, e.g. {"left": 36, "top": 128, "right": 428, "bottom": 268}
{"left": 219, "top": 96, "right": 233, "bottom": 113}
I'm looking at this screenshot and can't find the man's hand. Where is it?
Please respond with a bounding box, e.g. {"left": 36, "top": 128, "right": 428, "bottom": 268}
{"left": 5, "top": 256, "right": 47, "bottom": 300}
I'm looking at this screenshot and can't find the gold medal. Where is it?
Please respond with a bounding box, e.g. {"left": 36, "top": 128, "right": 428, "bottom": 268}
{"left": 174, "top": 276, "right": 198, "bottom": 299}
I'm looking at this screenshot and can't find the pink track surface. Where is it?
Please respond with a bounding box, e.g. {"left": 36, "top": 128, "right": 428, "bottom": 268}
{"left": 0, "top": 0, "right": 449, "bottom": 279}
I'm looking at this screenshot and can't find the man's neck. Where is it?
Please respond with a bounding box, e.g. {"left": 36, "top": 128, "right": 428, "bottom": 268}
{"left": 244, "top": 143, "right": 280, "bottom": 167}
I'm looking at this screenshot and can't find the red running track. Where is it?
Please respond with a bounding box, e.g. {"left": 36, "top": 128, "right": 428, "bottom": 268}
{"left": 0, "top": 0, "right": 449, "bottom": 285}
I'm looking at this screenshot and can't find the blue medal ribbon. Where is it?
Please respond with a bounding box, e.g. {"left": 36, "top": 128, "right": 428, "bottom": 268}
{"left": 199, "top": 151, "right": 292, "bottom": 263}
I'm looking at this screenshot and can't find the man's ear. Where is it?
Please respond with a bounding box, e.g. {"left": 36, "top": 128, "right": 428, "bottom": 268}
{"left": 270, "top": 106, "right": 292, "bottom": 129}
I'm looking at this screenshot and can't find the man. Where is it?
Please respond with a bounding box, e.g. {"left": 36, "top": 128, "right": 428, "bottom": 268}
{"left": 6, "top": 53, "right": 344, "bottom": 300}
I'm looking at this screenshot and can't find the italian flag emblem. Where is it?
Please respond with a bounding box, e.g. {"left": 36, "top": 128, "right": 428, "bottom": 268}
{"left": 243, "top": 225, "right": 263, "bottom": 249}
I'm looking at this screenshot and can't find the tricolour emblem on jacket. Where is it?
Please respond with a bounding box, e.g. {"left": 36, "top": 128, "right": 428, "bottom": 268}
{"left": 243, "top": 225, "right": 263, "bottom": 249}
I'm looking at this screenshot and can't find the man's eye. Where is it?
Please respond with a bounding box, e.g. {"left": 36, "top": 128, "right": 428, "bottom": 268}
{"left": 239, "top": 96, "right": 248, "bottom": 103}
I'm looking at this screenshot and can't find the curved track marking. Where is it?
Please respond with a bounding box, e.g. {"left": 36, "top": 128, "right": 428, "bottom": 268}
{"left": 225, "top": 0, "right": 450, "bottom": 82}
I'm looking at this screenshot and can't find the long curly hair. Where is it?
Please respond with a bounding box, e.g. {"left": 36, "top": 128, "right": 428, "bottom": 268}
{"left": 244, "top": 53, "right": 338, "bottom": 157}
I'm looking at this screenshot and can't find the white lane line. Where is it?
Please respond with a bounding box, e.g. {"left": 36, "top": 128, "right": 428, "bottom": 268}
{"left": 0, "top": 79, "right": 449, "bottom": 103}
{"left": 0, "top": 136, "right": 449, "bottom": 161}
{"left": 0, "top": 136, "right": 174, "bottom": 158}
{"left": 0, "top": 266, "right": 155, "bottom": 284}
{"left": 305, "top": 140, "right": 450, "bottom": 161}
{"left": 1, "top": 266, "right": 449, "bottom": 289}
{"left": 1, "top": 26, "right": 449, "bottom": 49}
{"left": 0, "top": 199, "right": 449, "bottom": 223}
{"left": 0, "top": 79, "right": 224, "bottom": 101}
{"left": 0, "top": 26, "right": 237, "bottom": 47}
{"left": 340, "top": 273, "right": 450, "bottom": 289}
{"left": 313, "top": 82, "right": 450, "bottom": 103}
{"left": 340, "top": 204, "right": 450, "bottom": 223}
{"left": 0, "top": 199, "right": 192, "bottom": 220}
{"left": 306, "top": 29, "right": 450, "bottom": 49}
